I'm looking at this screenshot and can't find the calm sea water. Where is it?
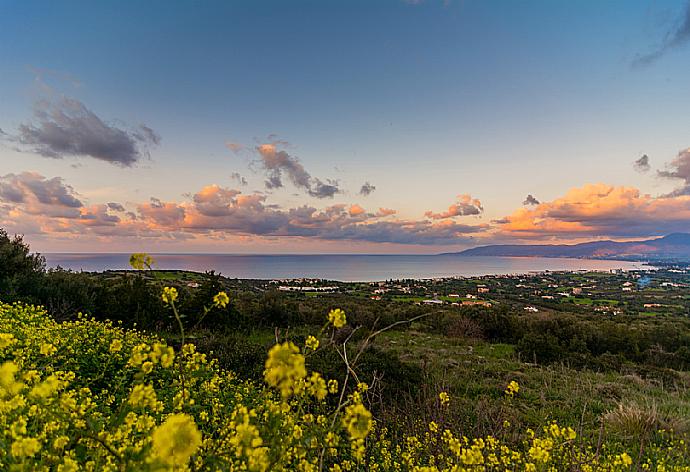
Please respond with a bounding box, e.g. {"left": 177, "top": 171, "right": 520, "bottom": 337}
{"left": 43, "top": 253, "right": 648, "bottom": 282}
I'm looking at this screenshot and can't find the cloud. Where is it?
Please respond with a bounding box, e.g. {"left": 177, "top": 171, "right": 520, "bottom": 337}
{"left": 14, "top": 173, "right": 690, "bottom": 248}
{"left": 633, "top": 2, "right": 690, "bottom": 67}
{"left": 225, "top": 141, "right": 245, "bottom": 154}
{"left": 523, "top": 194, "right": 540, "bottom": 206}
{"left": 230, "top": 172, "right": 248, "bottom": 186}
{"left": 349, "top": 204, "right": 366, "bottom": 216}
{"left": 425, "top": 194, "right": 483, "bottom": 219}
{"left": 137, "top": 198, "right": 186, "bottom": 227}
{"left": 179, "top": 186, "right": 482, "bottom": 244}
{"left": 0, "top": 172, "right": 158, "bottom": 238}
{"left": 107, "top": 202, "right": 126, "bottom": 212}
{"left": 6, "top": 97, "right": 159, "bottom": 166}
{"left": 359, "top": 182, "right": 376, "bottom": 196}
{"left": 256, "top": 143, "right": 312, "bottom": 190}
{"left": 496, "top": 183, "right": 690, "bottom": 239}
{"left": 658, "top": 148, "right": 690, "bottom": 196}
{"left": 0, "top": 172, "right": 83, "bottom": 217}
{"left": 255, "top": 141, "right": 341, "bottom": 198}
{"left": 1, "top": 175, "right": 485, "bottom": 245}
{"left": 376, "top": 208, "right": 397, "bottom": 217}
{"left": 634, "top": 154, "right": 651, "bottom": 173}
{"left": 308, "top": 178, "right": 341, "bottom": 198}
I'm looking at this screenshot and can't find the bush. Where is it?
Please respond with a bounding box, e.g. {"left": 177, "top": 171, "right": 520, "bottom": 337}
{"left": 0, "top": 230, "right": 45, "bottom": 302}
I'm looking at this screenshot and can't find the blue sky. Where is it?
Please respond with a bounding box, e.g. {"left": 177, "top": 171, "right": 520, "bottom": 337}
{"left": 1, "top": 0, "right": 690, "bottom": 253}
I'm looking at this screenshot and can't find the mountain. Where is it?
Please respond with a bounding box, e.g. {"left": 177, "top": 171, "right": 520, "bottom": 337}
{"left": 445, "top": 233, "right": 690, "bottom": 261}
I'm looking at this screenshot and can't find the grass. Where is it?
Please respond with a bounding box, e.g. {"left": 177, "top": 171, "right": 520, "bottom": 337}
{"left": 372, "top": 329, "right": 690, "bottom": 441}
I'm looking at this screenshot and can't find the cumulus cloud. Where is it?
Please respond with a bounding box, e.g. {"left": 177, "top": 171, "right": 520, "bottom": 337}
{"left": 255, "top": 142, "right": 341, "bottom": 198}
{"left": 496, "top": 183, "right": 690, "bottom": 239}
{"left": 0, "top": 176, "right": 483, "bottom": 245}
{"left": 0, "top": 172, "right": 83, "bottom": 217}
{"left": 16, "top": 170, "right": 690, "bottom": 248}
{"left": 6, "top": 97, "right": 159, "bottom": 166}
{"left": 633, "top": 2, "right": 690, "bottom": 67}
{"left": 359, "top": 182, "right": 376, "bottom": 196}
{"left": 0, "top": 172, "right": 156, "bottom": 238}
{"left": 256, "top": 143, "right": 311, "bottom": 190}
{"left": 658, "top": 148, "right": 690, "bottom": 196}
{"left": 425, "top": 194, "right": 483, "bottom": 219}
{"left": 137, "top": 198, "right": 186, "bottom": 227}
{"left": 634, "top": 154, "right": 651, "bottom": 173}
{"left": 522, "top": 194, "right": 540, "bottom": 206}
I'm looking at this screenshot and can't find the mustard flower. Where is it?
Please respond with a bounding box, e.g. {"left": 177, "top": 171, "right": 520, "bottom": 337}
{"left": 505, "top": 380, "right": 519, "bottom": 397}
{"left": 128, "top": 383, "right": 159, "bottom": 410}
{"left": 30, "top": 375, "right": 61, "bottom": 399}
{"left": 142, "top": 361, "right": 154, "bottom": 374}
{"left": 439, "top": 391, "right": 450, "bottom": 407}
{"left": 40, "top": 343, "right": 57, "bottom": 356}
{"left": 305, "top": 335, "right": 319, "bottom": 351}
{"left": 307, "top": 372, "right": 328, "bottom": 401}
{"left": 161, "top": 286, "right": 178, "bottom": 304}
{"left": 0, "top": 332, "right": 16, "bottom": 349}
{"left": 620, "top": 452, "right": 633, "bottom": 466}
{"left": 213, "top": 291, "right": 230, "bottom": 308}
{"left": 328, "top": 308, "right": 346, "bottom": 328}
{"left": 342, "top": 403, "right": 373, "bottom": 440}
{"left": 11, "top": 437, "right": 41, "bottom": 458}
{"left": 264, "top": 342, "right": 306, "bottom": 398}
{"left": 109, "top": 338, "right": 123, "bottom": 353}
{"left": 0, "top": 361, "right": 23, "bottom": 397}
{"left": 152, "top": 413, "right": 202, "bottom": 466}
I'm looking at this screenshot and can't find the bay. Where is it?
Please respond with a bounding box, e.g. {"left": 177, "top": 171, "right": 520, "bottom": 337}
{"left": 44, "top": 253, "right": 649, "bottom": 282}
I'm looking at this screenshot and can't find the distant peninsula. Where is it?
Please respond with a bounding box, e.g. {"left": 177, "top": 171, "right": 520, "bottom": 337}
{"left": 445, "top": 233, "right": 690, "bottom": 262}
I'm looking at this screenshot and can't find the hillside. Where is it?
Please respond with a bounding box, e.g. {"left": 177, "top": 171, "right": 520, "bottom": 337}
{"left": 447, "top": 233, "right": 690, "bottom": 261}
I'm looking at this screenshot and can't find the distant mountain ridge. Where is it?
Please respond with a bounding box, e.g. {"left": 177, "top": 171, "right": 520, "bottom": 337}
{"left": 445, "top": 233, "right": 690, "bottom": 261}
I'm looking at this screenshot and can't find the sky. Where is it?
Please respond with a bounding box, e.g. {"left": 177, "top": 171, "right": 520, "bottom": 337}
{"left": 1, "top": 0, "right": 690, "bottom": 253}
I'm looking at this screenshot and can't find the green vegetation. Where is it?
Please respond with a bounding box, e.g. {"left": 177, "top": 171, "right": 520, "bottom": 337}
{"left": 1, "top": 232, "right": 689, "bottom": 469}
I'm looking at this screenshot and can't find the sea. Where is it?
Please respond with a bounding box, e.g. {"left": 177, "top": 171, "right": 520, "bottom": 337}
{"left": 43, "top": 253, "right": 650, "bottom": 282}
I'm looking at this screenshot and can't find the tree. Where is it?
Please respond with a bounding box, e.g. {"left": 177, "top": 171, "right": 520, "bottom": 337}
{"left": 0, "top": 229, "right": 46, "bottom": 300}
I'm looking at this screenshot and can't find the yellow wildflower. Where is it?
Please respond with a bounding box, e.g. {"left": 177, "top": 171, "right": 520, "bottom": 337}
{"left": 505, "top": 380, "right": 519, "bottom": 397}
{"left": 30, "top": 375, "right": 61, "bottom": 398}
{"left": 439, "top": 391, "right": 450, "bottom": 407}
{"left": 0, "top": 333, "right": 16, "bottom": 349}
{"left": 213, "top": 291, "right": 230, "bottom": 308}
{"left": 152, "top": 413, "right": 202, "bottom": 466}
{"left": 305, "top": 335, "right": 319, "bottom": 351}
{"left": 264, "top": 342, "right": 307, "bottom": 398}
{"left": 128, "top": 383, "right": 159, "bottom": 410}
{"left": 342, "top": 403, "right": 373, "bottom": 440}
{"left": 161, "top": 286, "right": 178, "bottom": 304}
{"left": 0, "top": 361, "right": 23, "bottom": 397}
{"left": 40, "top": 343, "right": 57, "bottom": 356}
{"left": 328, "top": 308, "right": 346, "bottom": 328}
{"left": 109, "top": 339, "right": 123, "bottom": 353}
{"left": 307, "top": 372, "right": 328, "bottom": 401}
{"left": 11, "top": 437, "right": 41, "bottom": 458}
